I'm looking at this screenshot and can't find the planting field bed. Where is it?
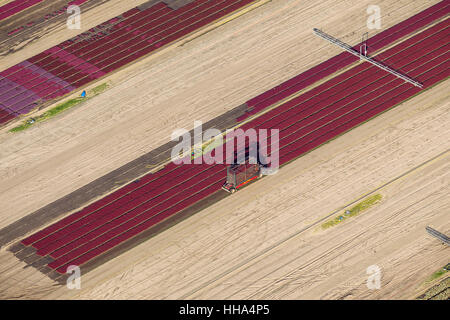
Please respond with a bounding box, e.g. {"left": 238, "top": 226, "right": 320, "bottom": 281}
{"left": 17, "top": 8, "right": 449, "bottom": 276}
{"left": 0, "top": 0, "right": 263, "bottom": 125}
{"left": 238, "top": 0, "right": 449, "bottom": 121}
{"left": 0, "top": 0, "right": 46, "bottom": 22}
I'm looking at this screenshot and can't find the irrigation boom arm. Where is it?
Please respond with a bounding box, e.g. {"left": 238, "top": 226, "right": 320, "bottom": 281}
{"left": 313, "top": 28, "right": 423, "bottom": 88}
{"left": 426, "top": 226, "right": 450, "bottom": 245}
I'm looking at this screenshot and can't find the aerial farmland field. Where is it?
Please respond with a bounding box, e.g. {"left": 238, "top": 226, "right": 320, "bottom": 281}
{"left": 0, "top": 0, "right": 448, "bottom": 304}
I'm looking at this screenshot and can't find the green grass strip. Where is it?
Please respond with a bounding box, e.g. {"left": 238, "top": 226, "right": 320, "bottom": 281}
{"left": 426, "top": 264, "right": 449, "bottom": 283}
{"left": 321, "top": 193, "right": 382, "bottom": 229}
{"left": 9, "top": 82, "right": 109, "bottom": 133}
{"left": 91, "top": 82, "right": 108, "bottom": 95}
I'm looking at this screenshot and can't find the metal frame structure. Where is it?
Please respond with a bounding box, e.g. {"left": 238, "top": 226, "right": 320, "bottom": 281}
{"left": 313, "top": 28, "right": 423, "bottom": 88}
{"left": 426, "top": 226, "right": 450, "bottom": 245}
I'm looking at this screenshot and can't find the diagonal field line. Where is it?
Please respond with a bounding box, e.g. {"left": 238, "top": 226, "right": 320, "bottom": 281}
{"left": 0, "top": 0, "right": 106, "bottom": 47}
{"left": 0, "top": 0, "right": 436, "bottom": 155}
{"left": 4, "top": 0, "right": 450, "bottom": 276}
{"left": 179, "top": 149, "right": 449, "bottom": 299}
{"left": 2, "top": 0, "right": 445, "bottom": 123}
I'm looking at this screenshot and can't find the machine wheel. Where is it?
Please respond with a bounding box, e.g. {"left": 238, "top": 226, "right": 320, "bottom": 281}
{"left": 258, "top": 171, "right": 263, "bottom": 178}
{"left": 230, "top": 188, "right": 236, "bottom": 194}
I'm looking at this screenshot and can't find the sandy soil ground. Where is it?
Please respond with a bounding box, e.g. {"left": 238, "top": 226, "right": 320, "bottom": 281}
{"left": 0, "top": 0, "right": 14, "bottom": 7}
{"left": 0, "top": 71, "right": 448, "bottom": 300}
{"left": 0, "top": 0, "right": 151, "bottom": 69}
{"left": 0, "top": 0, "right": 447, "bottom": 299}
{"left": 0, "top": 0, "right": 438, "bottom": 231}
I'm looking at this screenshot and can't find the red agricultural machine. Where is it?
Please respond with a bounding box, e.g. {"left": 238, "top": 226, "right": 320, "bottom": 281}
{"left": 221, "top": 142, "right": 265, "bottom": 193}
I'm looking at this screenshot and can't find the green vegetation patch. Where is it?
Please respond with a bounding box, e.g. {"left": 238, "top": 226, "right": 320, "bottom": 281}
{"left": 321, "top": 193, "right": 383, "bottom": 230}
{"left": 9, "top": 82, "right": 109, "bottom": 133}
{"left": 425, "top": 264, "right": 449, "bottom": 283}
{"left": 91, "top": 82, "right": 109, "bottom": 95}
